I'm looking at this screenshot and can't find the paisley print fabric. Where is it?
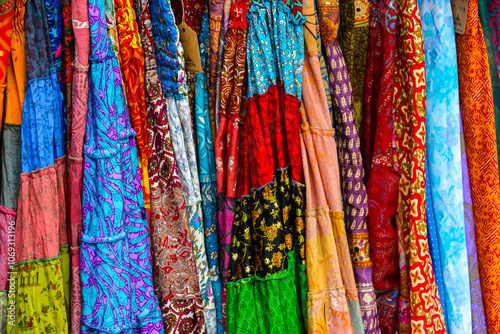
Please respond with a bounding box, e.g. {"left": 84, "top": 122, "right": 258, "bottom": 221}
{"left": 456, "top": 0, "right": 500, "bottom": 331}
{"left": 459, "top": 119, "right": 487, "bottom": 334}
{"left": 144, "top": 0, "right": 206, "bottom": 329}
{"left": 79, "top": 0, "right": 163, "bottom": 329}
{"left": 393, "top": 0, "right": 447, "bottom": 331}
{"left": 317, "top": 0, "right": 377, "bottom": 331}
{"left": 0, "top": 207, "right": 15, "bottom": 333}
{"left": 418, "top": 0, "right": 473, "bottom": 331}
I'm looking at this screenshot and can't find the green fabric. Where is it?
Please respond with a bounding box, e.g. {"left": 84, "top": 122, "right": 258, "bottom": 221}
{"left": 479, "top": 0, "right": 500, "bottom": 172}
{"left": 7, "top": 246, "right": 70, "bottom": 334}
{"left": 226, "top": 250, "right": 307, "bottom": 333}
{"left": 1, "top": 290, "right": 7, "bottom": 334}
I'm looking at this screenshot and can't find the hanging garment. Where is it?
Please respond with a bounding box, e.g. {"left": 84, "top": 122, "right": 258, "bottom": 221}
{"left": 0, "top": 0, "right": 25, "bottom": 327}
{"left": 317, "top": 0, "right": 376, "bottom": 332}
{"left": 225, "top": 0, "right": 308, "bottom": 331}
{"left": 418, "top": 0, "right": 473, "bottom": 332}
{"left": 114, "top": 0, "right": 151, "bottom": 220}
{"left": 489, "top": 0, "right": 500, "bottom": 78}
{"left": 362, "top": 0, "right": 401, "bottom": 329}
{"left": 151, "top": 0, "right": 214, "bottom": 327}
{"left": 393, "top": 0, "right": 447, "bottom": 331}
{"left": 194, "top": 5, "right": 224, "bottom": 333}
{"left": 456, "top": 0, "right": 500, "bottom": 332}
{"left": 7, "top": 0, "right": 71, "bottom": 331}
{"left": 459, "top": 119, "right": 488, "bottom": 334}
{"left": 150, "top": 0, "right": 214, "bottom": 330}
{"left": 163, "top": 0, "right": 217, "bottom": 328}
{"left": 68, "top": 0, "right": 89, "bottom": 329}
{"left": 301, "top": 0, "right": 357, "bottom": 331}
{"left": 338, "top": 0, "right": 369, "bottom": 137}
{"left": 79, "top": 0, "right": 163, "bottom": 329}
{"left": 0, "top": 0, "right": 14, "bottom": 127}
{"left": 135, "top": 0, "right": 207, "bottom": 330}
{"left": 362, "top": 0, "right": 400, "bottom": 330}
{"left": 214, "top": 0, "right": 248, "bottom": 327}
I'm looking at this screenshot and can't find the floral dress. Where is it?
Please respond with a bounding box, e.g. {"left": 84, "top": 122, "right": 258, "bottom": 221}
{"left": 225, "top": 0, "right": 308, "bottom": 331}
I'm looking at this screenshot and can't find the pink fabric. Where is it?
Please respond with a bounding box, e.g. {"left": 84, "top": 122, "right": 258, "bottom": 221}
{"left": 15, "top": 157, "right": 67, "bottom": 263}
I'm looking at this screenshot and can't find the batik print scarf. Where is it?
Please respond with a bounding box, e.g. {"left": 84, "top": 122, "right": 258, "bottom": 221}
{"left": 418, "top": 0, "right": 473, "bottom": 332}
{"left": 456, "top": 0, "right": 500, "bottom": 332}
{"left": 393, "top": 0, "right": 447, "bottom": 331}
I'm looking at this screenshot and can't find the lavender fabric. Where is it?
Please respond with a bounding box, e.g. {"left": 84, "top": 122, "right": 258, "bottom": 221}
{"left": 79, "top": 0, "right": 163, "bottom": 330}
{"left": 460, "top": 119, "right": 487, "bottom": 333}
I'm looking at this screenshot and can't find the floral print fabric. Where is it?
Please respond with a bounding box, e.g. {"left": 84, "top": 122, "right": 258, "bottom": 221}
{"left": 418, "top": 0, "right": 473, "bottom": 331}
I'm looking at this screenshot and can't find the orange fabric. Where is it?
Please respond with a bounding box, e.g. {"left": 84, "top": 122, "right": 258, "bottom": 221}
{"left": 115, "top": 0, "right": 151, "bottom": 215}
{"left": 0, "top": 0, "right": 15, "bottom": 128}
{"left": 456, "top": 0, "right": 500, "bottom": 331}
{"left": 2, "top": 0, "right": 26, "bottom": 128}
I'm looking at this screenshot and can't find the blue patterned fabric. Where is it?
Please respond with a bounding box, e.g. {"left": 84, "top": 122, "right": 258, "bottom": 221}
{"left": 79, "top": 0, "right": 163, "bottom": 330}
{"left": 150, "top": 0, "right": 187, "bottom": 99}
{"left": 21, "top": 0, "right": 64, "bottom": 174}
{"left": 195, "top": 7, "right": 223, "bottom": 333}
{"left": 246, "top": 0, "right": 304, "bottom": 98}
{"left": 425, "top": 160, "right": 449, "bottom": 332}
{"left": 21, "top": 69, "right": 65, "bottom": 174}
{"left": 418, "top": 0, "right": 472, "bottom": 331}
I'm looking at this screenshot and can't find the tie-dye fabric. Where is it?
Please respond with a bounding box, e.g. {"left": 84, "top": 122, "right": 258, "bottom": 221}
{"left": 418, "top": 0, "right": 472, "bottom": 331}
{"left": 79, "top": 0, "right": 163, "bottom": 330}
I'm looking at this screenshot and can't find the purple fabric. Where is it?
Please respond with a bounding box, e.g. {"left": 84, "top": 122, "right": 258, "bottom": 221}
{"left": 460, "top": 118, "right": 487, "bottom": 333}
{"left": 324, "top": 42, "right": 380, "bottom": 333}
